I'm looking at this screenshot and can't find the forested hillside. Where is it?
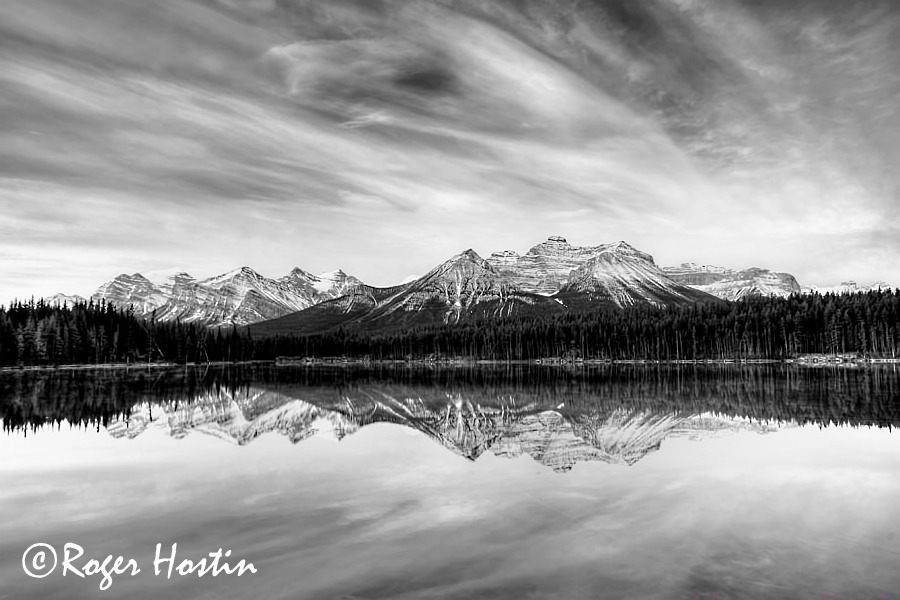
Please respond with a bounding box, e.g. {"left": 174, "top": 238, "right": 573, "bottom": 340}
{"left": 0, "top": 299, "right": 252, "bottom": 366}
{"left": 1, "top": 290, "right": 898, "bottom": 366}
{"left": 283, "top": 289, "right": 900, "bottom": 361}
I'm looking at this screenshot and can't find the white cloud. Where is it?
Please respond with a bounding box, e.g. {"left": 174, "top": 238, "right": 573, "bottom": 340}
{"left": 1, "top": 0, "right": 899, "bottom": 298}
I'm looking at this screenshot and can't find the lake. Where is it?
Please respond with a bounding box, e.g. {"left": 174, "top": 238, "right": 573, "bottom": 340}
{"left": 1, "top": 363, "right": 899, "bottom": 599}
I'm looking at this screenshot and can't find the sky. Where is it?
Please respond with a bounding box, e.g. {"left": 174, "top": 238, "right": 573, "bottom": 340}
{"left": 1, "top": 0, "right": 899, "bottom": 301}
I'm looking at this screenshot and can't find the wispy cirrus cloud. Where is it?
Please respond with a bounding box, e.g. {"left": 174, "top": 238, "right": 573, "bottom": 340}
{"left": 1, "top": 0, "right": 898, "bottom": 300}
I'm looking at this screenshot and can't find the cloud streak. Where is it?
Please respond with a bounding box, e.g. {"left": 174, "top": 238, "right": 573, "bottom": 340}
{"left": 1, "top": 0, "right": 899, "bottom": 300}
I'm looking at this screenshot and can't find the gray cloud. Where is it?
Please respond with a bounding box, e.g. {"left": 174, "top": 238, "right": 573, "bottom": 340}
{"left": 1, "top": 0, "right": 899, "bottom": 301}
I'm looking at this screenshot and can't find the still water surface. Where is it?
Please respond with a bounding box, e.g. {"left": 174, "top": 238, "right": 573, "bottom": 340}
{"left": 1, "top": 364, "right": 899, "bottom": 599}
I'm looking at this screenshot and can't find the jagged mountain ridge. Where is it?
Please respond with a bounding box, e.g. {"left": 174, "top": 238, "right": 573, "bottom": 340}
{"left": 45, "top": 236, "right": 716, "bottom": 329}
{"left": 489, "top": 235, "right": 613, "bottom": 295}
{"left": 663, "top": 263, "right": 801, "bottom": 301}
{"left": 42, "top": 293, "right": 87, "bottom": 307}
{"left": 88, "top": 266, "right": 362, "bottom": 326}
{"left": 339, "top": 249, "right": 563, "bottom": 326}
{"left": 557, "top": 243, "right": 714, "bottom": 307}
{"left": 251, "top": 239, "right": 714, "bottom": 335}
{"left": 45, "top": 235, "right": 887, "bottom": 328}
{"left": 801, "top": 281, "right": 894, "bottom": 295}
{"left": 250, "top": 248, "right": 568, "bottom": 335}
{"left": 106, "top": 386, "right": 778, "bottom": 472}
{"left": 488, "top": 237, "right": 709, "bottom": 306}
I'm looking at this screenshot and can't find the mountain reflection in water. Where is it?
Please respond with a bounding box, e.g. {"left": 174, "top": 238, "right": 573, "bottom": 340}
{"left": 2, "top": 363, "right": 898, "bottom": 471}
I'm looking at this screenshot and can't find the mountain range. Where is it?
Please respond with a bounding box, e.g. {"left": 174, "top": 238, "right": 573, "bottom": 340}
{"left": 801, "top": 281, "right": 895, "bottom": 295}
{"left": 662, "top": 263, "right": 802, "bottom": 301}
{"left": 248, "top": 239, "right": 720, "bottom": 335}
{"left": 49, "top": 267, "right": 361, "bottom": 327}
{"left": 46, "top": 236, "right": 893, "bottom": 329}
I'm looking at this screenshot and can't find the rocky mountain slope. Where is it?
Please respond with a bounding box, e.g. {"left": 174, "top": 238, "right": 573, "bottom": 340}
{"left": 489, "top": 235, "right": 608, "bottom": 295}
{"left": 89, "top": 267, "right": 361, "bottom": 326}
{"left": 251, "top": 239, "right": 715, "bottom": 335}
{"left": 250, "top": 249, "right": 565, "bottom": 335}
{"left": 46, "top": 235, "right": 889, "bottom": 329}
{"left": 351, "top": 249, "right": 563, "bottom": 326}
{"left": 663, "top": 263, "right": 801, "bottom": 301}
{"left": 489, "top": 237, "right": 714, "bottom": 307}
{"left": 556, "top": 242, "right": 714, "bottom": 307}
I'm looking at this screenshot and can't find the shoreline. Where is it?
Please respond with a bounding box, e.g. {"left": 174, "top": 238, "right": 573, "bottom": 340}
{"left": 274, "top": 356, "right": 900, "bottom": 367}
{"left": 1, "top": 356, "right": 898, "bottom": 374}
{"left": 0, "top": 360, "right": 269, "bottom": 374}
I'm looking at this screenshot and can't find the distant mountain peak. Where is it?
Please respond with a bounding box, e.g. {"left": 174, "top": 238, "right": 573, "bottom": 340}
{"left": 488, "top": 236, "right": 676, "bottom": 302}
{"left": 143, "top": 267, "right": 193, "bottom": 286}
{"left": 288, "top": 266, "right": 314, "bottom": 278}
{"left": 527, "top": 236, "right": 573, "bottom": 254}
{"left": 430, "top": 248, "right": 492, "bottom": 271}
{"left": 802, "top": 280, "right": 894, "bottom": 295}
{"left": 490, "top": 249, "right": 519, "bottom": 259}
{"left": 42, "top": 293, "right": 86, "bottom": 306}
{"left": 597, "top": 241, "right": 652, "bottom": 262}
{"left": 663, "top": 263, "right": 800, "bottom": 301}
{"left": 458, "top": 248, "right": 483, "bottom": 261}
{"left": 91, "top": 264, "right": 363, "bottom": 326}
{"left": 319, "top": 268, "right": 346, "bottom": 278}
{"left": 209, "top": 266, "right": 260, "bottom": 281}
{"left": 603, "top": 240, "right": 635, "bottom": 251}
{"left": 255, "top": 246, "right": 562, "bottom": 334}
{"left": 558, "top": 244, "right": 710, "bottom": 307}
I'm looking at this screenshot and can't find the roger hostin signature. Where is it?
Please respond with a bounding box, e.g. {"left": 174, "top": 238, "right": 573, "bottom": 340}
{"left": 22, "top": 542, "right": 258, "bottom": 590}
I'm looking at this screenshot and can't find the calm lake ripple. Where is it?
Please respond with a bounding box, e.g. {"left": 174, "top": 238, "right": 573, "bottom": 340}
{"left": 1, "top": 364, "right": 899, "bottom": 599}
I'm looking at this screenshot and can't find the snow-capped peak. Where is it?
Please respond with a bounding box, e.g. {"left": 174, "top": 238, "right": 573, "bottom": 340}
{"left": 431, "top": 249, "right": 494, "bottom": 273}
{"left": 42, "top": 293, "right": 86, "bottom": 306}
{"left": 311, "top": 269, "right": 349, "bottom": 293}
{"left": 201, "top": 266, "right": 264, "bottom": 287}
{"left": 143, "top": 267, "right": 193, "bottom": 287}
{"left": 489, "top": 249, "right": 520, "bottom": 259}
{"left": 318, "top": 269, "right": 346, "bottom": 279}
{"left": 90, "top": 264, "right": 364, "bottom": 327}
{"left": 663, "top": 263, "right": 801, "bottom": 301}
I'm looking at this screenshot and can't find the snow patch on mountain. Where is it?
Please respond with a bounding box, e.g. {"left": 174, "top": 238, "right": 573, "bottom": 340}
{"left": 490, "top": 236, "right": 608, "bottom": 296}
{"left": 143, "top": 267, "right": 193, "bottom": 287}
{"left": 560, "top": 244, "right": 708, "bottom": 307}
{"left": 91, "top": 265, "right": 362, "bottom": 326}
{"left": 664, "top": 264, "right": 801, "bottom": 301}
{"left": 42, "top": 293, "right": 86, "bottom": 306}
{"left": 486, "top": 237, "right": 709, "bottom": 308}
{"left": 802, "top": 281, "right": 895, "bottom": 295}
{"left": 367, "top": 248, "right": 524, "bottom": 324}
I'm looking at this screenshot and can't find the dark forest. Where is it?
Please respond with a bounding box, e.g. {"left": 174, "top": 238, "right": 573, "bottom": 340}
{"left": 1, "top": 290, "right": 898, "bottom": 366}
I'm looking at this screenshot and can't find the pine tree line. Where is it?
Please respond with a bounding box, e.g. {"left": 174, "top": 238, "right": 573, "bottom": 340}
{"left": 0, "top": 298, "right": 255, "bottom": 366}
{"left": 1, "top": 289, "right": 899, "bottom": 366}
{"left": 4, "top": 362, "right": 900, "bottom": 434}
{"left": 278, "top": 289, "right": 900, "bottom": 361}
